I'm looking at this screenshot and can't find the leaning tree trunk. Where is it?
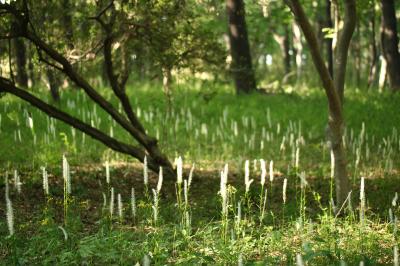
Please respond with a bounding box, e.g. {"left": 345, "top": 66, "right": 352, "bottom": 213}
{"left": 286, "top": 0, "right": 356, "bottom": 205}
{"left": 380, "top": 0, "right": 400, "bottom": 91}
{"left": 226, "top": 0, "right": 257, "bottom": 94}
{"left": 0, "top": 1, "right": 175, "bottom": 179}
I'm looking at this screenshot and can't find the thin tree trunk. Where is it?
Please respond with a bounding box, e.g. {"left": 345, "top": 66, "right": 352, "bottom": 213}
{"left": 332, "top": 0, "right": 356, "bottom": 104}
{"left": 46, "top": 68, "right": 61, "bottom": 102}
{"left": 62, "top": 0, "right": 74, "bottom": 50}
{"left": 226, "top": 0, "right": 257, "bottom": 94}
{"left": 273, "top": 30, "right": 291, "bottom": 75}
{"left": 292, "top": 23, "right": 303, "bottom": 82}
{"left": 286, "top": 0, "right": 356, "bottom": 205}
{"left": 378, "top": 55, "right": 387, "bottom": 92}
{"left": 27, "top": 43, "right": 35, "bottom": 88}
{"left": 325, "top": 0, "right": 334, "bottom": 78}
{"left": 355, "top": 23, "right": 361, "bottom": 87}
{"left": 368, "top": 8, "right": 378, "bottom": 88}
{"left": 283, "top": 26, "right": 291, "bottom": 75}
{"left": 380, "top": 0, "right": 400, "bottom": 91}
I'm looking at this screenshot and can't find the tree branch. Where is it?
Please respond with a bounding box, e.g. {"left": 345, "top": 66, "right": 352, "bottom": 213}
{"left": 285, "top": 0, "right": 343, "bottom": 122}
{"left": 2, "top": 3, "right": 174, "bottom": 177}
{"left": 0, "top": 77, "right": 163, "bottom": 173}
{"left": 333, "top": 0, "right": 356, "bottom": 103}
{"left": 94, "top": 5, "right": 147, "bottom": 134}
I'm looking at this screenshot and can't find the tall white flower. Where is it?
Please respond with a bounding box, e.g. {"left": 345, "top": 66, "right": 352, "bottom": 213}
{"left": 157, "top": 167, "right": 163, "bottom": 193}
{"left": 269, "top": 160, "right": 274, "bottom": 183}
{"left": 300, "top": 172, "right": 308, "bottom": 189}
{"left": 152, "top": 189, "right": 158, "bottom": 223}
{"left": 131, "top": 187, "right": 136, "bottom": 218}
{"left": 142, "top": 254, "right": 151, "bottom": 266}
{"left": 188, "top": 164, "right": 195, "bottom": 188}
{"left": 176, "top": 156, "right": 183, "bottom": 184}
{"left": 244, "top": 160, "right": 253, "bottom": 193}
{"left": 105, "top": 161, "right": 110, "bottom": 185}
{"left": 260, "top": 159, "right": 266, "bottom": 187}
{"left": 42, "top": 167, "right": 49, "bottom": 195}
{"left": 330, "top": 149, "right": 335, "bottom": 179}
{"left": 392, "top": 192, "right": 398, "bottom": 207}
{"left": 110, "top": 187, "right": 115, "bottom": 218}
{"left": 295, "top": 147, "right": 300, "bottom": 168}
{"left": 360, "top": 177, "right": 365, "bottom": 204}
{"left": 283, "top": 178, "right": 288, "bottom": 204}
{"left": 143, "top": 156, "right": 148, "bottom": 186}
{"left": 184, "top": 179, "right": 188, "bottom": 206}
{"left": 360, "top": 177, "right": 366, "bottom": 225}
{"left": 5, "top": 182, "right": 14, "bottom": 236}
{"left": 14, "top": 170, "right": 21, "bottom": 194}
{"left": 237, "top": 201, "right": 241, "bottom": 224}
{"left": 296, "top": 253, "right": 304, "bottom": 266}
{"left": 28, "top": 116, "right": 34, "bottom": 130}
{"left": 118, "top": 193, "right": 123, "bottom": 220}
{"left": 220, "top": 164, "right": 228, "bottom": 215}
{"left": 62, "top": 155, "right": 71, "bottom": 194}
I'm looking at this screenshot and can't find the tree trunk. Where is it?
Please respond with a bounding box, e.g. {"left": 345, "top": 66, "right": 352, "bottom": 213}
{"left": 378, "top": 55, "right": 387, "bottom": 92}
{"left": 325, "top": 0, "right": 334, "bottom": 78}
{"left": 226, "top": 0, "right": 257, "bottom": 94}
{"left": 27, "top": 43, "right": 35, "bottom": 88}
{"left": 293, "top": 22, "right": 303, "bottom": 82}
{"left": 46, "top": 68, "right": 61, "bottom": 102}
{"left": 283, "top": 26, "right": 291, "bottom": 75}
{"left": 62, "top": 0, "right": 74, "bottom": 50}
{"left": 286, "top": 0, "right": 356, "bottom": 205}
{"left": 13, "top": 38, "right": 28, "bottom": 88}
{"left": 332, "top": 0, "right": 356, "bottom": 104}
{"left": 380, "top": 0, "right": 400, "bottom": 91}
{"left": 368, "top": 8, "right": 378, "bottom": 88}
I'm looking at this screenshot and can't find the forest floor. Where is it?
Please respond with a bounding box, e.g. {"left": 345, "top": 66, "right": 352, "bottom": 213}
{"left": 1, "top": 85, "right": 400, "bottom": 264}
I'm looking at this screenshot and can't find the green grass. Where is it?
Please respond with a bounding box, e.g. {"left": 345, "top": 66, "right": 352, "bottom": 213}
{"left": 0, "top": 83, "right": 399, "bottom": 264}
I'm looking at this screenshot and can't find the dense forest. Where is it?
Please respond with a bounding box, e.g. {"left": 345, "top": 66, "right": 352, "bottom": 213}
{"left": 0, "top": 0, "right": 399, "bottom": 265}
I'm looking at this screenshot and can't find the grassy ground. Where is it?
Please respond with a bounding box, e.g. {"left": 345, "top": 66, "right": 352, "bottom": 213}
{"left": 0, "top": 83, "right": 399, "bottom": 264}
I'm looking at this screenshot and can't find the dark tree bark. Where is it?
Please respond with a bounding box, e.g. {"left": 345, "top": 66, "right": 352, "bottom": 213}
{"left": 285, "top": 0, "right": 356, "bottom": 205}
{"left": 62, "top": 0, "right": 74, "bottom": 49}
{"left": 283, "top": 26, "right": 291, "bottom": 75}
{"left": 325, "top": 0, "right": 333, "bottom": 77}
{"left": 13, "top": 37, "right": 28, "bottom": 88}
{"left": 226, "top": 0, "right": 256, "bottom": 94}
{"left": 380, "top": 0, "right": 400, "bottom": 91}
{"left": 11, "top": 20, "right": 28, "bottom": 88}
{"left": 46, "top": 68, "right": 61, "bottom": 102}
{"left": 368, "top": 8, "right": 378, "bottom": 88}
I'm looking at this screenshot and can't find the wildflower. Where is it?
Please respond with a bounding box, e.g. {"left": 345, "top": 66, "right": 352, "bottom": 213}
{"left": 260, "top": 159, "right": 266, "bottom": 187}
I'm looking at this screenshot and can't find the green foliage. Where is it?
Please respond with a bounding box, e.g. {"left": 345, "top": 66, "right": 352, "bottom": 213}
{"left": 0, "top": 84, "right": 399, "bottom": 264}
